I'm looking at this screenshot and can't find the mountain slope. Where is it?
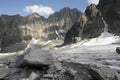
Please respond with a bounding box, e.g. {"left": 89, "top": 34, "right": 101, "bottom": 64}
{"left": 64, "top": 4, "right": 104, "bottom": 44}
{"left": 0, "top": 7, "right": 82, "bottom": 48}
{"left": 98, "top": 0, "right": 120, "bottom": 34}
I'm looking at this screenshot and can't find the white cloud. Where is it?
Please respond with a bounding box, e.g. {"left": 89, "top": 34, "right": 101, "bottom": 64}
{"left": 23, "top": 5, "right": 55, "bottom": 16}
{"left": 87, "top": 0, "right": 99, "bottom": 5}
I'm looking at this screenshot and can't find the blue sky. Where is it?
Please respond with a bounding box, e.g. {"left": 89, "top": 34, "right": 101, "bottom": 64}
{"left": 0, "top": 0, "right": 99, "bottom": 17}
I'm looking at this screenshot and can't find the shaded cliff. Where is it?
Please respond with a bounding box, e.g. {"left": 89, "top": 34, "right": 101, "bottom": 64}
{"left": 97, "top": 0, "right": 120, "bottom": 34}
{"left": 82, "top": 4, "right": 104, "bottom": 39}
{"left": 64, "top": 14, "right": 86, "bottom": 44}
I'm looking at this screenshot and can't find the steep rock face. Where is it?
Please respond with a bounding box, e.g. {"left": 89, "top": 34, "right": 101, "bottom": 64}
{"left": 47, "top": 7, "right": 82, "bottom": 39}
{"left": 64, "top": 14, "right": 87, "bottom": 44}
{"left": 64, "top": 4, "right": 104, "bottom": 44}
{"left": 98, "top": 0, "right": 120, "bottom": 34}
{"left": 82, "top": 4, "right": 104, "bottom": 39}
{"left": 0, "top": 14, "right": 23, "bottom": 48}
{"left": 0, "top": 8, "right": 82, "bottom": 48}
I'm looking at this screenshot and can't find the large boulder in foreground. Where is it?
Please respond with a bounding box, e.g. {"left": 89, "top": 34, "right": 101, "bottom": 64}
{"left": 22, "top": 46, "right": 53, "bottom": 67}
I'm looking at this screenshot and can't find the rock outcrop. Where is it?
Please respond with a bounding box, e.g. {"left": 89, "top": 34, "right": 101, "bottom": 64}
{"left": 0, "top": 44, "right": 31, "bottom": 79}
{"left": 61, "top": 62, "right": 120, "bottom": 80}
{"left": 64, "top": 14, "right": 87, "bottom": 44}
{"left": 82, "top": 4, "right": 104, "bottom": 39}
{"left": 98, "top": 0, "right": 120, "bottom": 34}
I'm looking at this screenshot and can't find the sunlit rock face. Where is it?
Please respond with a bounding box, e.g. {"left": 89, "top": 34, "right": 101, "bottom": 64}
{"left": 47, "top": 7, "right": 82, "bottom": 39}
{"left": 98, "top": 0, "right": 120, "bottom": 34}
{"left": 0, "top": 8, "right": 82, "bottom": 48}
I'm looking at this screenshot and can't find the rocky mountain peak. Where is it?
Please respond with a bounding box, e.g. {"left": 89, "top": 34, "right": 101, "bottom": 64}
{"left": 85, "top": 4, "right": 99, "bottom": 20}
{"left": 48, "top": 7, "right": 82, "bottom": 22}
{"left": 28, "top": 13, "right": 40, "bottom": 18}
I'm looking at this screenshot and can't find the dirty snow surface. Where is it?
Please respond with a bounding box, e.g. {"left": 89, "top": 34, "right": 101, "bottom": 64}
{"left": 52, "top": 22, "right": 120, "bottom": 71}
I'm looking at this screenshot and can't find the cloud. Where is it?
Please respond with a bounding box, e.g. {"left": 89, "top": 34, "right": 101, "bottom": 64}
{"left": 87, "top": 0, "right": 99, "bottom": 5}
{"left": 23, "top": 5, "right": 55, "bottom": 16}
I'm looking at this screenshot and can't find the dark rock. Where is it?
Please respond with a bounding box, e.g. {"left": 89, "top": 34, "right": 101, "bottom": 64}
{"left": 0, "top": 65, "right": 10, "bottom": 79}
{"left": 5, "top": 67, "right": 45, "bottom": 80}
{"left": 87, "top": 66, "right": 120, "bottom": 80}
{"left": 61, "top": 61, "right": 120, "bottom": 80}
{"left": 82, "top": 4, "right": 104, "bottom": 39}
{"left": 1, "top": 42, "right": 27, "bottom": 53}
{"left": 64, "top": 14, "right": 87, "bottom": 44}
{"left": 116, "top": 47, "right": 120, "bottom": 54}
{"left": 98, "top": 0, "right": 120, "bottom": 35}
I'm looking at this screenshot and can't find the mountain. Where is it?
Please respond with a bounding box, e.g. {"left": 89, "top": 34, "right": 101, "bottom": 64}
{"left": 0, "top": 7, "right": 82, "bottom": 48}
{"left": 64, "top": 4, "right": 104, "bottom": 44}
{"left": 97, "top": 0, "right": 120, "bottom": 34}
{"left": 1, "top": 1, "right": 120, "bottom": 80}
{"left": 64, "top": 0, "right": 120, "bottom": 44}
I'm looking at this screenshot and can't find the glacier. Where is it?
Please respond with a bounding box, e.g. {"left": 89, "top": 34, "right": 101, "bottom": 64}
{"left": 52, "top": 21, "right": 120, "bottom": 71}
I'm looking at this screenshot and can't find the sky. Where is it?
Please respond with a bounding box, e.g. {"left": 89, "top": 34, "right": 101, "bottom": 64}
{"left": 0, "top": 0, "right": 99, "bottom": 17}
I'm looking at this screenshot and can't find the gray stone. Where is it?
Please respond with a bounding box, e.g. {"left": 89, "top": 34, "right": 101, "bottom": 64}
{"left": 22, "top": 47, "right": 53, "bottom": 67}
{"left": 0, "top": 65, "right": 10, "bottom": 79}
{"left": 25, "top": 72, "right": 39, "bottom": 80}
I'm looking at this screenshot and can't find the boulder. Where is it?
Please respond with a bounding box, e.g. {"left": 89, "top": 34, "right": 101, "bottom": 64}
{"left": 5, "top": 67, "right": 45, "bottom": 80}
{"left": 21, "top": 46, "right": 53, "bottom": 68}
{"left": 22, "top": 72, "right": 39, "bottom": 80}
{"left": 116, "top": 47, "right": 120, "bottom": 54}
{"left": 0, "top": 64, "right": 10, "bottom": 79}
